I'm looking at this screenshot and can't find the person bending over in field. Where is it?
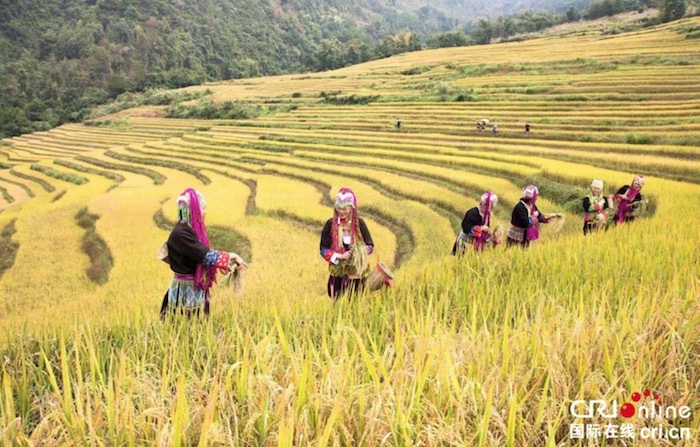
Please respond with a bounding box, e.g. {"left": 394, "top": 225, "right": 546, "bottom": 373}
{"left": 614, "top": 175, "right": 645, "bottom": 224}
{"left": 320, "top": 188, "right": 374, "bottom": 300}
{"left": 582, "top": 179, "right": 611, "bottom": 235}
{"left": 452, "top": 191, "right": 501, "bottom": 255}
{"left": 507, "top": 185, "right": 560, "bottom": 247}
{"left": 159, "top": 188, "right": 245, "bottom": 319}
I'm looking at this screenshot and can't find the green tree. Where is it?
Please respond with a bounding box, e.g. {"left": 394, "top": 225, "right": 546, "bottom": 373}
{"left": 344, "top": 39, "right": 371, "bottom": 65}
{"left": 566, "top": 7, "right": 582, "bottom": 22}
{"left": 587, "top": 0, "right": 625, "bottom": 19}
{"left": 426, "top": 30, "right": 471, "bottom": 48}
{"left": 472, "top": 19, "right": 493, "bottom": 45}
{"left": 316, "top": 38, "right": 344, "bottom": 70}
{"left": 661, "top": 0, "right": 686, "bottom": 22}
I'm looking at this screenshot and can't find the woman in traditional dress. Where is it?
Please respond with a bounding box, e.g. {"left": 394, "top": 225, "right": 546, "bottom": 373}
{"left": 320, "top": 188, "right": 374, "bottom": 299}
{"left": 452, "top": 191, "right": 500, "bottom": 255}
{"left": 507, "top": 184, "right": 553, "bottom": 247}
{"left": 160, "top": 188, "right": 245, "bottom": 318}
{"left": 582, "top": 179, "right": 611, "bottom": 234}
{"left": 614, "top": 175, "right": 645, "bottom": 223}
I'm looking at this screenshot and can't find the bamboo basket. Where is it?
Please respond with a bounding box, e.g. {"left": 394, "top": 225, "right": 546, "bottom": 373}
{"left": 367, "top": 262, "right": 395, "bottom": 292}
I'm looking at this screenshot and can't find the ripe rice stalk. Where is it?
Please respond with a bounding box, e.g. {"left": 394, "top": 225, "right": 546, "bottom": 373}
{"left": 492, "top": 224, "right": 506, "bottom": 244}
{"left": 221, "top": 268, "right": 247, "bottom": 297}
{"left": 1, "top": 367, "right": 15, "bottom": 430}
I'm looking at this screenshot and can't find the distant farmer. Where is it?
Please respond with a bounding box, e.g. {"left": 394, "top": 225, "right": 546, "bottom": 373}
{"left": 582, "top": 179, "right": 611, "bottom": 234}
{"left": 159, "top": 188, "right": 246, "bottom": 318}
{"left": 492, "top": 122, "right": 498, "bottom": 134}
{"left": 452, "top": 191, "right": 501, "bottom": 255}
{"left": 507, "top": 185, "right": 559, "bottom": 247}
{"left": 396, "top": 118, "right": 402, "bottom": 130}
{"left": 476, "top": 120, "right": 482, "bottom": 131}
{"left": 320, "top": 188, "right": 374, "bottom": 299}
{"left": 614, "top": 175, "right": 645, "bottom": 223}
{"left": 525, "top": 122, "right": 531, "bottom": 134}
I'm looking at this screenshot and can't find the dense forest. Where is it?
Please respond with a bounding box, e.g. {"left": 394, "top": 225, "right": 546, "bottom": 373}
{"left": 0, "top": 0, "right": 438, "bottom": 138}
{"left": 0, "top": 0, "right": 692, "bottom": 138}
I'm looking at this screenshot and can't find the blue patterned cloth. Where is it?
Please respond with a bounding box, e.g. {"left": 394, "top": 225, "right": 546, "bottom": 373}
{"left": 202, "top": 250, "right": 220, "bottom": 266}
{"left": 168, "top": 276, "right": 206, "bottom": 308}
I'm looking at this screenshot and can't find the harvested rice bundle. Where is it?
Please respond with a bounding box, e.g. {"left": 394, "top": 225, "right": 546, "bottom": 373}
{"left": 221, "top": 265, "right": 247, "bottom": 298}
{"left": 492, "top": 224, "right": 505, "bottom": 244}
{"left": 547, "top": 213, "right": 566, "bottom": 234}
{"left": 331, "top": 242, "right": 370, "bottom": 278}
{"left": 351, "top": 242, "right": 369, "bottom": 277}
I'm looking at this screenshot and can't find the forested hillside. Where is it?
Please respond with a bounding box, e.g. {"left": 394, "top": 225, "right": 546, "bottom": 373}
{"left": 1, "top": 0, "right": 400, "bottom": 135}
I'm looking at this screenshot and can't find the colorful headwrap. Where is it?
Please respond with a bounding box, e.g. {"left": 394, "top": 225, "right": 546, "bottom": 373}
{"left": 480, "top": 191, "right": 498, "bottom": 208}
{"left": 176, "top": 188, "right": 216, "bottom": 291}
{"left": 334, "top": 189, "right": 356, "bottom": 209}
{"left": 590, "top": 179, "right": 604, "bottom": 191}
{"left": 331, "top": 188, "right": 360, "bottom": 252}
{"left": 177, "top": 189, "right": 207, "bottom": 227}
{"left": 522, "top": 184, "right": 539, "bottom": 200}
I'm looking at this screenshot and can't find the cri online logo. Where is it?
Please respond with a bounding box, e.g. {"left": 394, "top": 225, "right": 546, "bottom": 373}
{"left": 570, "top": 389, "right": 692, "bottom": 420}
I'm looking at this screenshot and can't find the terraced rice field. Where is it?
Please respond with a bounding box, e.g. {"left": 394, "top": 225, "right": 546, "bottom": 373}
{"left": 0, "top": 18, "right": 699, "bottom": 446}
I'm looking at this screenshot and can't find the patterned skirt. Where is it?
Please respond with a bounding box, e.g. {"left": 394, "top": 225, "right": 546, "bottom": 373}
{"left": 168, "top": 273, "right": 207, "bottom": 309}
{"left": 507, "top": 225, "right": 526, "bottom": 242}
{"left": 452, "top": 231, "right": 474, "bottom": 255}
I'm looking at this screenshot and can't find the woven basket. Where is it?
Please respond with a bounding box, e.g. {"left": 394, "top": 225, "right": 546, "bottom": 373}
{"left": 367, "top": 262, "right": 395, "bottom": 292}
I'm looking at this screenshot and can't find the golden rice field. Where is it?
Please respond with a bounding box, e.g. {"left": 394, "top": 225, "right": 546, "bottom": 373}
{"left": 0, "top": 17, "right": 699, "bottom": 446}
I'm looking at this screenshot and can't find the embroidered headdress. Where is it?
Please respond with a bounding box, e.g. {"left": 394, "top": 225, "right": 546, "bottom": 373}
{"left": 522, "top": 184, "right": 539, "bottom": 200}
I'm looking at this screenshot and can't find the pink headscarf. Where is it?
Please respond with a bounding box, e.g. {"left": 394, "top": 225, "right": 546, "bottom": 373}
{"left": 331, "top": 188, "right": 360, "bottom": 252}
{"left": 522, "top": 184, "right": 539, "bottom": 200}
